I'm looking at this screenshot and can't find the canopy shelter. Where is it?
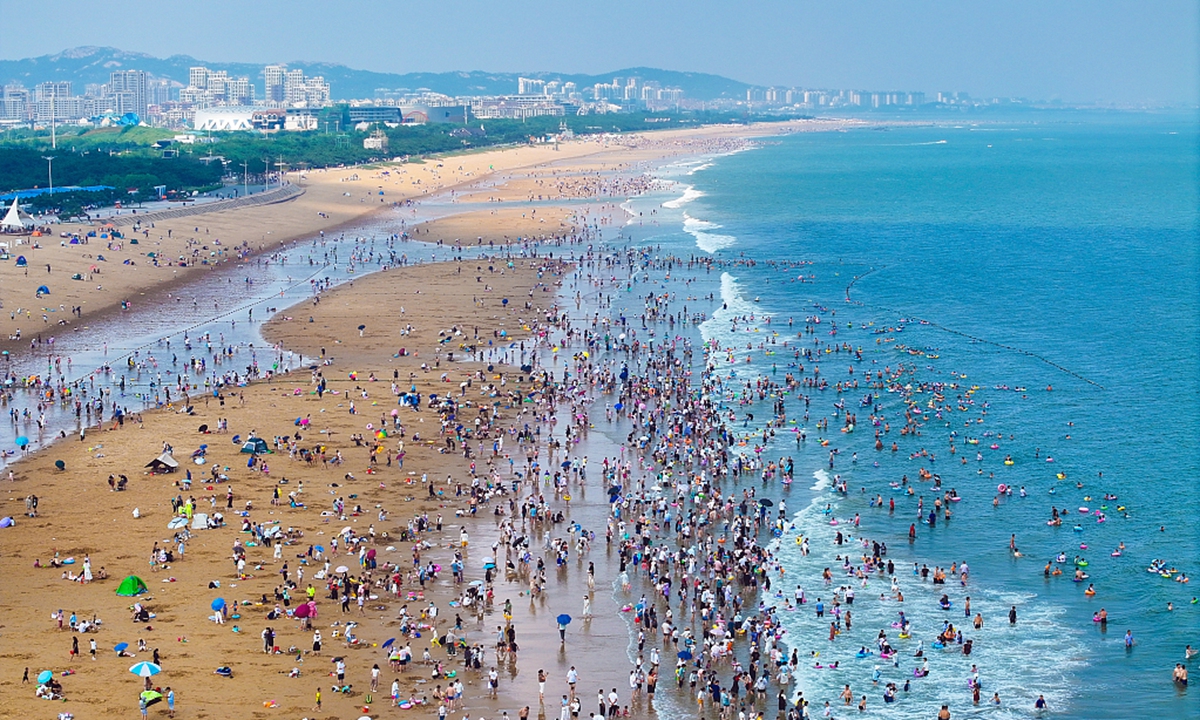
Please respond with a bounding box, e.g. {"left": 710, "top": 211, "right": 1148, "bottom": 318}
{"left": 1, "top": 197, "right": 34, "bottom": 232}
{"left": 145, "top": 452, "right": 179, "bottom": 474}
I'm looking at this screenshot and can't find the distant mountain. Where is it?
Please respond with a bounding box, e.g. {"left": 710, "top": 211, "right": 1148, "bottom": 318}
{"left": 0, "top": 47, "right": 758, "bottom": 101}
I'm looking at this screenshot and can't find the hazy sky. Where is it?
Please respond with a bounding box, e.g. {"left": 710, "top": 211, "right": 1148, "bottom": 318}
{"left": 2, "top": 1, "right": 1196, "bottom": 104}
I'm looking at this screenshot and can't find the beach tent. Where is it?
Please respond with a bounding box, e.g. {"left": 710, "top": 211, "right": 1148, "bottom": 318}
{"left": 145, "top": 452, "right": 179, "bottom": 473}
{"left": 15, "top": 255, "right": 27, "bottom": 267}
{"left": 36, "top": 285, "right": 50, "bottom": 296}
{"left": 116, "top": 575, "right": 148, "bottom": 597}
{"left": 190, "top": 512, "right": 209, "bottom": 530}
{"left": 240, "top": 437, "right": 269, "bottom": 454}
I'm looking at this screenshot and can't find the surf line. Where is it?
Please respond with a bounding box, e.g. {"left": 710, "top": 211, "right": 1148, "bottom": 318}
{"left": 844, "top": 269, "right": 1105, "bottom": 390}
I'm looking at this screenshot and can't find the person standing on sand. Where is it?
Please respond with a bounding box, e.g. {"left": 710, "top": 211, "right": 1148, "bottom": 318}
{"left": 313, "top": 688, "right": 321, "bottom": 711}
{"left": 166, "top": 686, "right": 175, "bottom": 717}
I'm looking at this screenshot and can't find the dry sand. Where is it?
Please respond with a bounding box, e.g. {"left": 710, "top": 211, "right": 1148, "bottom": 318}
{"left": 405, "top": 207, "right": 580, "bottom": 247}
{"left": 0, "top": 260, "right": 568, "bottom": 719}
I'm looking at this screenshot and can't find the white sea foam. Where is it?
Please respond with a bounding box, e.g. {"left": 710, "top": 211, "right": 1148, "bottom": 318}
{"left": 682, "top": 213, "right": 736, "bottom": 253}
{"left": 767, "top": 472, "right": 1088, "bottom": 720}
{"left": 662, "top": 185, "right": 704, "bottom": 209}
{"left": 687, "top": 161, "right": 714, "bottom": 175}
{"left": 699, "top": 272, "right": 761, "bottom": 351}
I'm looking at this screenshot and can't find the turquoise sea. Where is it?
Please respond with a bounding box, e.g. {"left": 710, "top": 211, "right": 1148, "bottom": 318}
{"left": 622, "top": 114, "right": 1199, "bottom": 718}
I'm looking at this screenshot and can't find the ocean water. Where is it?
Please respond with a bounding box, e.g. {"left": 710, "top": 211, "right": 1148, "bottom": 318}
{"left": 623, "top": 115, "right": 1199, "bottom": 718}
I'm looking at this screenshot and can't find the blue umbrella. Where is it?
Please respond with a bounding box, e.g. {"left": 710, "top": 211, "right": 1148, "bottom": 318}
{"left": 677, "top": 650, "right": 693, "bottom": 660}
{"left": 211, "top": 598, "right": 226, "bottom": 611}
{"left": 114, "top": 642, "right": 129, "bottom": 653}
{"left": 556, "top": 614, "right": 572, "bottom": 625}
{"left": 37, "top": 670, "right": 53, "bottom": 684}
{"left": 314, "top": 545, "right": 325, "bottom": 553}
{"left": 382, "top": 638, "right": 396, "bottom": 649}
{"left": 15, "top": 436, "right": 29, "bottom": 448}
{"left": 129, "top": 661, "right": 161, "bottom": 677}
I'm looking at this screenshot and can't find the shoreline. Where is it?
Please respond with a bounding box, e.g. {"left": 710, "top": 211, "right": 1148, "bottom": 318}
{"left": 0, "top": 117, "right": 858, "bottom": 357}
{"left": 0, "top": 116, "right": 895, "bottom": 720}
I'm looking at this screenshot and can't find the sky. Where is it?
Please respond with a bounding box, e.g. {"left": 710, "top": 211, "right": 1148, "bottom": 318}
{"left": 2, "top": 1, "right": 1197, "bottom": 104}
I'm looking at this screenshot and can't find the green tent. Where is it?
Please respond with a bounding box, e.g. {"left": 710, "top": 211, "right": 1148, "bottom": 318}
{"left": 116, "top": 575, "right": 148, "bottom": 597}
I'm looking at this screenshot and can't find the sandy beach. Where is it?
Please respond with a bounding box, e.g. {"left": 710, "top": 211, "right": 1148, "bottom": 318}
{"left": 0, "top": 117, "right": 879, "bottom": 720}
{"left": 0, "top": 118, "right": 861, "bottom": 351}
{"left": 0, "top": 258, "right": 573, "bottom": 719}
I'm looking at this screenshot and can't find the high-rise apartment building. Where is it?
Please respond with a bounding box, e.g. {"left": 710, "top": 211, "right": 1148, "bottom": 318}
{"left": 35, "top": 81, "right": 72, "bottom": 101}
{"left": 110, "top": 70, "right": 149, "bottom": 118}
{"left": 189, "top": 67, "right": 209, "bottom": 91}
{"left": 224, "top": 77, "right": 254, "bottom": 105}
{"left": 264, "top": 64, "right": 286, "bottom": 103}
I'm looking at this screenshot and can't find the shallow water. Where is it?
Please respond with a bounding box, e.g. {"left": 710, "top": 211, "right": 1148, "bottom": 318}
{"left": 615, "top": 114, "right": 1200, "bottom": 718}
{"left": 0, "top": 204, "right": 529, "bottom": 464}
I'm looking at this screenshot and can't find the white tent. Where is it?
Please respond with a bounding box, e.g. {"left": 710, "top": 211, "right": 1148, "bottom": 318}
{"left": 145, "top": 452, "right": 180, "bottom": 473}
{"left": 1, "top": 197, "right": 35, "bottom": 232}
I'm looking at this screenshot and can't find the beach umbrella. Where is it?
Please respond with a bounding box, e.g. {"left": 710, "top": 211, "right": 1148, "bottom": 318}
{"left": 168, "top": 517, "right": 189, "bottom": 530}
{"left": 759, "top": 498, "right": 774, "bottom": 507}
{"left": 335, "top": 565, "right": 350, "bottom": 574}
{"left": 294, "top": 604, "right": 312, "bottom": 618}
{"left": 358, "top": 325, "right": 366, "bottom": 331}
{"left": 677, "top": 650, "right": 693, "bottom": 660}
{"left": 482, "top": 557, "right": 496, "bottom": 569}
{"left": 37, "top": 670, "right": 53, "bottom": 684}
{"left": 211, "top": 598, "right": 226, "bottom": 611}
{"left": 382, "top": 638, "right": 396, "bottom": 649}
{"left": 556, "top": 614, "right": 572, "bottom": 626}
{"left": 114, "top": 642, "right": 129, "bottom": 653}
{"left": 15, "top": 436, "right": 29, "bottom": 448}
{"left": 314, "top": 545, "right": 325, "bottom": 553}
{"left": 129, "top": 661, "right": 161, "bottom": 678}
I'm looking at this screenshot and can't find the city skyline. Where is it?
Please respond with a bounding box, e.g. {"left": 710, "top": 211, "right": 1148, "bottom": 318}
{"left": 0, "top": 1, "right": 1195, "bottom": 105}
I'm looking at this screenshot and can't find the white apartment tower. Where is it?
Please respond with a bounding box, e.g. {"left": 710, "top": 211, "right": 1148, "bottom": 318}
{"left": 110, "top": 69, "right": 149, "bottom": 118}
{"left": 264, "top": 64, "right": 286, "bottom": 103}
